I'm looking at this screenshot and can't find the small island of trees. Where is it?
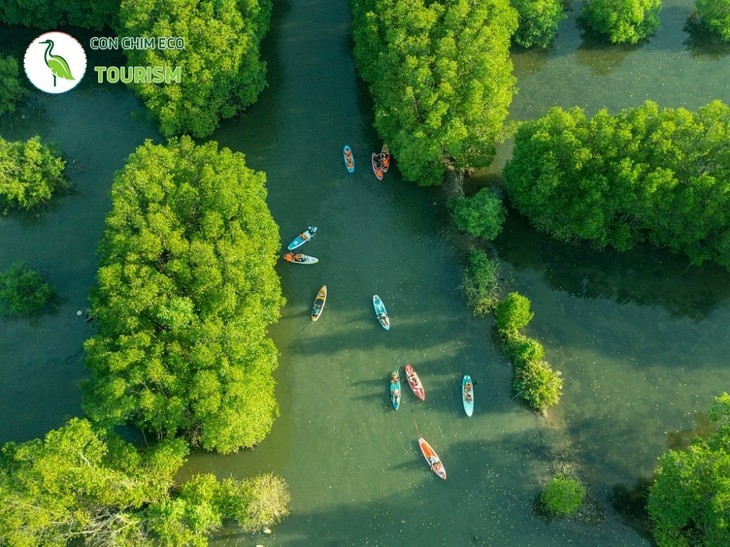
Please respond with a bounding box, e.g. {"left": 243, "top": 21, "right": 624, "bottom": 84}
{"left": 83, "top": 136, "right": 285, "bottom": 454}
{"left": 350, "top": 0, "right": 517, "bottom": 185}
{"left": 0, "top": 136, "right": 69, "bottom": 212}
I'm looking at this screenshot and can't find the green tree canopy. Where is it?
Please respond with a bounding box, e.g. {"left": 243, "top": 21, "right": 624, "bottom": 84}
{"left": 580, "top": 0, "right": 662, "bottom": 43}
{"left": 0, "top": 0, "right": 117, "bottom": 28}
{"left": 0, "top": 418, "right": 291, "bottom": 546}
{"left": 0, "top": 135, "right": 68, "bottom": 211}
{"left": 0, "top": 262, "right": 55, "bottom": 317}
{"left": 118, "top": 0, "right": 272, "bottom": 137}
{"left": 504, "top": 101, "right": 730, "bottom": 269}
{"left": 0, "top": 54, "right": 25, "bottom": 116}
{"left": 350, "top": 0, "right": 517, "bottom": 185}
{"left": 511, "top": 0, "right": 566, "bottom": 48}
{"left": 449, "top": 187, "right": 507, "bottom": 240}
{"left": 83, "top": 136, "right": 284, "bottom": 454}
{"left": 694, "top": 0, "right": 730, "bottom": 41}
{"left": 495, "top": 291, "right": 534, "bottom": 335}
{"left": 648, "top": 393, "right": 730, "bottom": 546}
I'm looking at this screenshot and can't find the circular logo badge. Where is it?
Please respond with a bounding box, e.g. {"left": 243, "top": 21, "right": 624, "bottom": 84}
{"left": 24, "top": 31, "right": 87, "bottom": 94}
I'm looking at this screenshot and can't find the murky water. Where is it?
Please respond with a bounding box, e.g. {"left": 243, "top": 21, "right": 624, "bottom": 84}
{"left": 1, "top": 0, "right": 728, "bottom": 545}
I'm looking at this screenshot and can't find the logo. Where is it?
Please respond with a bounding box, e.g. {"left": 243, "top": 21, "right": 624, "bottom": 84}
{"left": 24, "top": 32, "right": 87, "bottom": 94}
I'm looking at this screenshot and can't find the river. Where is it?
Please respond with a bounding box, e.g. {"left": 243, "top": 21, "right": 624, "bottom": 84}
{"left": 0, "top": 0, "right": 728, "bottom": 545}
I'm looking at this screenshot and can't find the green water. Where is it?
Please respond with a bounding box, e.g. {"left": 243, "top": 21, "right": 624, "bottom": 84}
{"left": 1, "top": 0, "right": 729, "bottom": 545}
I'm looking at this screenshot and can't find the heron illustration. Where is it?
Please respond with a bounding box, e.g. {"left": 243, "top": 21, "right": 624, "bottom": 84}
{"left": 39, "top": 40, "right": 74, "bottom": 87}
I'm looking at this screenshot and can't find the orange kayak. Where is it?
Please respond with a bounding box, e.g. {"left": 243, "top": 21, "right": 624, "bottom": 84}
{"left": 419, "top": 437, "right": 446, "bottom": 480}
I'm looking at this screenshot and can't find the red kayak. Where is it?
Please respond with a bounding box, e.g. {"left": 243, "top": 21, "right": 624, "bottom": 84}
{"left": 371, "top": 153, "right": 384, "bottom": 181}
{"left": 419, "top": 437, "right": 446, "bottom": 480}
{"left": 404, "top": 364, "right": 425, "bottom": 401}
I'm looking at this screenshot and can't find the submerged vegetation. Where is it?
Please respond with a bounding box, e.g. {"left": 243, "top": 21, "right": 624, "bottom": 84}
{"left": 495, "top": 293, "right": 562, "bottom": 411}
{"left": 0, "top": 262, "right": 55, "bottom": 317}
{"left": 504, "top": 101, "right": 730, "bottom": 269}
{"left": 118, "top": 0, "right": 272, "bottom": 137}
{"left": 0, "top": 136, "right": 68, "bottom": 212}
{"left": 350, "top": 0, "right": 517, "bottom": 185}
{"left": 460, "top": 250, "right": 502, "bottom": 316}
{"left": 648, "top": 393, "right": 730, "bottom": 546}
{"left": 83, "top": 137, "right": 284, "bottom": 453}
{"left": 0, "top": 418, "right": 291, "bottom": 546}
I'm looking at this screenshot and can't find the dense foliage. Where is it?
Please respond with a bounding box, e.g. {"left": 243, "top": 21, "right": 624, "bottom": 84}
{"left": 83, "top": 137, "right": 284, "bottom": 454}
{"left": 495, "top": 292, "right": 534, "bottom": 334}
{"left": 119, "top": 0, "right": 272, "bottom": 137}
{"left": 449, "top": 188, "right": 507, "bottom": 240}
{"left": 350, "top": 0, "right": 518, "bottom": 186}
{"left": 0, "top": 418, "right": 291, "bottom": 546}
{"left": 0, "top": 0, "right": 117, "bottom": 28}
{"left": 580, "top": 0, "right": 662, "bottom": 43}
{"left": 541, "top": 476, "right": 586, "bottom": 515}
{"left": 694, "top": 0, "right": 730, "bottom": 41}
{"left": 504, "top": 101, "right": 730, "bottom": 269}
{"left": 0, "top": 262, "right": 55, "bottom": 317}
{"left": 495, "top": 293, "right": 562, "bottom": 411}
{"left": 0, "top": 54, "right": 25, "bottom": 117}
{"left": 648, "top": 393, "right": 730, "bottom": 546}
{"left": 511, "top": 0, "right": 566, "bottom": 48}
{"left": 0, "top": 136, "right": 68, "bottom": 212}
{"left": 460, "top": 250, "right": 502, "bottom": 315}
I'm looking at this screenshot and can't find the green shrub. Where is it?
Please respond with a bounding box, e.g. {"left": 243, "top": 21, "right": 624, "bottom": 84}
{"left": 0, "top": 262, "right": 55, "bottom": 317}
{"left": 0, "top": 136, "right": 68, "bottom": 211}
{"left": 0, "top": 54, "right": 25, "bottom": 116}
{"left": 503, "top": 333, "right": 545, "bottom": 365}
{"left": 580, "top": 0, "right": 662, "bottom": 44}
{"left": 648, "top": 393, "right": 730, "bottom": 546}
{"left": 514, "top": 358, "right": 562, "bottom": 411}
{"left": 449, "top": 188, "right": 507, "bottom": 240}
{"left": 541, "top": 476, "right": 586, "bottom": 515}
{"left": 511, "top": 0, "right": 566, "bottom": 48}
{"left": 460, "top": 250, "right": 502, "bottom": 315}
{"left": 695, "top": 0, "right": 730, "bottom": 41}
{"left": 495, "top": 291, "right": 534, "bottom": 334}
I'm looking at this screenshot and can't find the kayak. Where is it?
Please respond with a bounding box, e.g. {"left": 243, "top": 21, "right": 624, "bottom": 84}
{"left": 390, "top": 370, "right": 401, "bottom": 410}
{"left": 287, "top": 226, "right": 317, "bottom": 251}
{"left": 283, "top": 252, "right": 318, "bottom": 265}
{"left": 372, "top": 295, "right": 390, "bottom": 330}
{"left": 462, "top": 375, "right": 474, "bottom": 417}
{"left": 404, "top": 364, "right": 425, "bottom": 401}
{"left": 371, "top": 153, "right": 384, "bottom": 181}
{"left": 419, "top": 437, "right": 447, "bottom": 480}
{"left": 343, "top": 145, "right": 355, "bottom": 173}
{"left": 381, "top": 144, "right": 390, "bottom": 173}
{"left": 311, "top": 285, "right": 327, "bottom": 321}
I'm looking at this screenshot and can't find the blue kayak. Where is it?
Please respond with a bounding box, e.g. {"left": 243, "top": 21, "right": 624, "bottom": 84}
{"left": 287, "top": 226, "right": 317, "bottom": 251}
{"left": 462, "top": 375, "right": 474, "bottom": 417}
{"left": 390, "top": 370, "right": 401, "bottom": 410}
{"left": 343, "top": 145, "right": 355, "bottom": 173}
{"left": 373, "top": 295, "right": 390, "bottom": 331}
